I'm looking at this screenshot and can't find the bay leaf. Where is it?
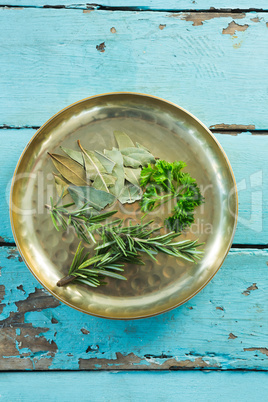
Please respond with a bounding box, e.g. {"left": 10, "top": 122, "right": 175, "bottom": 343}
{"left": 78, "top": 141, "right": 111, "bottom": 192}
{"left": 94, "top": 150, "right": 115, "bottom": 174}
{"left": 136, "top": 142, "right": 150, "bottom": 152}
{"left": 48, "top": 153, "right": 88, "bottom": 186}
{"left": 68, "top": 186, "right": 116, "bottom": 211}
{"left": 104, "top": 148, "right": 125, "bottom": 197}
{"left": 118, "top": 183, "right": 142, "bottom": 204}
{"left": 120, "top": 147, "right": 155, "bottom": 168}
{"left": 93, "top": 174, "right": 117, "bottom": 192}
{"left": 54, "top": 173, "right": 70, "bottom": 198}
{"left": 124, "top": 167, "right": 141, "bottom": 187}
{"left": 114, "top": 130, "right": 134, "bottom": 150}
{"left": 60, "top": 146, "right": 84, "bottom": 165}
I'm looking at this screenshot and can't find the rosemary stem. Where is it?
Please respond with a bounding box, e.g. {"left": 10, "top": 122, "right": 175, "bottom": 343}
{"left": 57, "top": 275, "right": 76, "bottom": 287}
{"left": 45, "top": 203, "right": 87, "bottom": 223}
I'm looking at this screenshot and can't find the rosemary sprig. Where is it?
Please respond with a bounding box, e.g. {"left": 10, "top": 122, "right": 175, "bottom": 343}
{"left": 57, "top": 219, "right": 203, "bottom": 288}
{"left": 57, "top": 242, "right": 135, "bottom": 287}
{"left": 45, "top": 197, "right": 118, "bottom": 243}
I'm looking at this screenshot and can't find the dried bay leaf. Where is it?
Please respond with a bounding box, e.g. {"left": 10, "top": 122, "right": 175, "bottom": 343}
{"left": 118, "top": 184, "right": 142, "bottom": 204}
{"left": 124, "top": 167, "right": 141, "bottom": 187}
{"left": 48, "top": 153, "right": 88, "bottom": 186}
{"left": 68, "top": 186, "right": 116, "bottom": 211}
{"left": 93, "top": 174, "right": 117, "bottom": 192}
{"left": 54, "top": 174, "right": 70, "bottom": 198}
{"left": 104, "top": 148, "right": 125, "bottom": 197}
{"left": 94, "top": 151, "right": 115, "bottom": 174}
{"left": 114, "top": 130, "right": 134, "bottom": 150}
{"left": 136, "top": 142, "right": 150, "bottom": 152}
{"left": 121, "top": 147, "right": 155, "bottom": 168}
{"left": 78, "top": 141, "right": 111, "bottom": 192}
{"left": 60, "top": 146, "right": 84, "bottom": 166}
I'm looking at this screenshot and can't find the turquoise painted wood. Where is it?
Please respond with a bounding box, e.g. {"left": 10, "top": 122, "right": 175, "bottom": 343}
{"left": 1, "top": 130, "right": 267, "bottom": 244}
{"left": 0, "top": 10, "right": 267, "bottom": 128}
{"left": 2, "top": 1, "right": 267, "bottom": 9}
{"left": 0, "top": 247, "right": 267, "bottom": 370}
{"left": 1, "top": 372, "right": 268, "bottom": 402}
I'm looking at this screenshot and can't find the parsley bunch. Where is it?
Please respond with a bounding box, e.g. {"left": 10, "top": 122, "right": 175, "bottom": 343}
{"left": 140, "top": 160, "right": 204, "bottom": 232}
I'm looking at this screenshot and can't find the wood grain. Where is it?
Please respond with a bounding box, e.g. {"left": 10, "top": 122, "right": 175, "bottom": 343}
{"left": 0, "top": 10, "right": 267, "bottom": 128}
{"left": 0, "top": 246, "right": 267, "bottom": 370}
{"left": 1, "top": 371, "right": 268, "bottom": 401}
{"left": 1, "top": 129, "right": 267, "bottom": 244}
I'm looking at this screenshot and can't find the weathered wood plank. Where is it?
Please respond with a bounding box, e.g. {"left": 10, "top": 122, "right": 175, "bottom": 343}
{"left": 0, "top": 10, "right": 267, "bottom": 128}
{"left": 1, "top": 130, "right": 267, "bottom": 244}
{"left": 1, "top": 371, "right": 268, "bottom": 402}
{"left": 1, "top": 1, "right": 267, "bottom": 10}
{"left": 0, "top": 247, "right": 267, "bottom": 370}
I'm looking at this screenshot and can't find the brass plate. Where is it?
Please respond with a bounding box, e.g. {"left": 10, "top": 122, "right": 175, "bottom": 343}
{"left": 10, "top": 93, "right": 238, "bottom": 319}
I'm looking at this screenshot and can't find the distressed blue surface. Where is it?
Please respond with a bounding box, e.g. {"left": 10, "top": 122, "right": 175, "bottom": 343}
{"left": 0, "top": 10, "right": 267, "bottom": 127}
{"left": 0, "top": 2, "right": 267, "bottom": 396}
{"left": 1, "top": 0, "right": 267, "bottom": 9}
{"left": 0, "top": 371, "right": 268, "bottom": 402}
{"left": 1, "top": 130, "right": 267, "bottom": 244}
{"left": 0, "top": 247, "right": 267, "bottom": 370}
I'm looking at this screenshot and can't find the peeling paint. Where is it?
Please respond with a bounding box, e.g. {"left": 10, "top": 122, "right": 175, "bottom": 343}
{"left": 228, "top": 333, "right": 238, "bottom": 339}
{"left": 83, "top": 10, "right": 91, "bottom": 14}
{"left": 251, "top": 17, "right": 261, "bottom": 23}
{"left": 244, "top": 348, "right": 268, "bottom": 357}
{"left": 210, "top": 123, "right": 255, "bottom": 130}
{"left": 17, "top": 285, "right": 25, "bottom": 294}
{"left": 174, "top": 12, "right": 245, "bottom": 27}
{"left": 216, "top": 307, "right": 224, "bottom": 311}
{"left": 0, "top": 284, "right": 5, "bottom": 302}
{"left": 222, "top": 21, "right": 249, "bottom": 35}
{"left": 79, "top": 352, "right": 212, "bottom": 370}
{"left": 242, "top": 283, "right": 258, "bottom": 296}
{"left": 159, "top": 24, "right": 166, "bottom": 30}
{"left": 0, "top": 288, "right": 60, "bottom": 369}
{"left": 96, "top": 42, "right": 106, "bottom": 52}
{"left": 110, "top": 27, "right": 116, "bottom": 33}
{"left": 51, "top": 318, "right": 58, "bottom": 324}
{"left": 81, "top": 328, "right": 90, "bottom": 335}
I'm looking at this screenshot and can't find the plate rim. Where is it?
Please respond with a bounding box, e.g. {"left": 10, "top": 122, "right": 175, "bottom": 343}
{"left": 9, "top": 91, "right": 238, "bottom": 320}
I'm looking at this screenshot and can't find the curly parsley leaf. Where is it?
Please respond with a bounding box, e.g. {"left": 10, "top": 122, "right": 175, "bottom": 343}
{"left": 140, "top": 160, "right": 204, "bottom": 232}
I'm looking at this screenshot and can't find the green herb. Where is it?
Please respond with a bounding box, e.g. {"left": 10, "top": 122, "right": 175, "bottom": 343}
{"left": 56, "top": 218, "right": 203, "bottom": 288}
{"left": 57, "top": 242, "right": 129, "bottom": 288}
{"left": 140, "top": 160, "right": 204, "bottom": 232}
{"left": 47, "top": 132, "right": 205, "bottom": 290}
{"left": 45, "top": 197, "right": 118, "bottom": 244}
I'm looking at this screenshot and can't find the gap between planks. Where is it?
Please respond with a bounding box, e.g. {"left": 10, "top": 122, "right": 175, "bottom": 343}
{"left": 0, "top": 5, "right": 267, "bottom": 12}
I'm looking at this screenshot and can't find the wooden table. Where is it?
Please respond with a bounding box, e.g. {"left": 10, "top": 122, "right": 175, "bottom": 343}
{"left": 0, "top": 1, "right": 267, "bottom": 400}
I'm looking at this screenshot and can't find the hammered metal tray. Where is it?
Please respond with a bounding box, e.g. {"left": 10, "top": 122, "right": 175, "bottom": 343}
{"left": 10, "top": 93, "right": 238, "bottom": 319}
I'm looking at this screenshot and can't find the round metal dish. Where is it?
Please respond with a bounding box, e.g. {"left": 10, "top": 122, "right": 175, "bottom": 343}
{"left": 10, "top": 93, "right": 238, "bottom": 319}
